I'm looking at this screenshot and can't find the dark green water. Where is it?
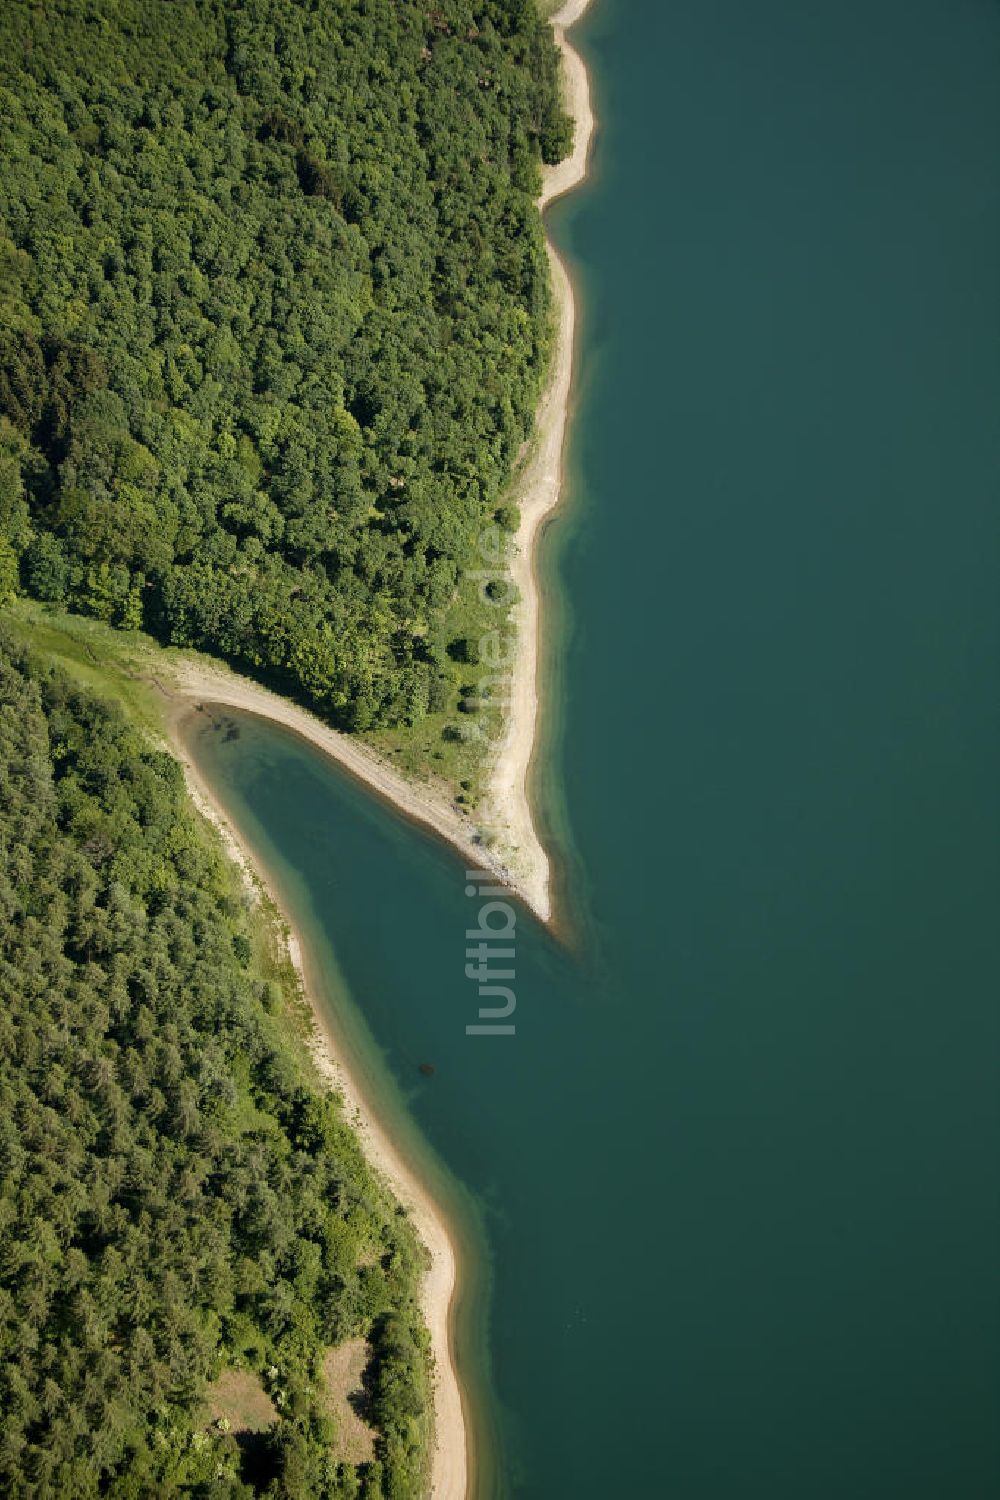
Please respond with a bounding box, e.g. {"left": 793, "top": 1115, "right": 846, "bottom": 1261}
{"left": 187, "top": 1, "right": 1000, "bottom": 1493}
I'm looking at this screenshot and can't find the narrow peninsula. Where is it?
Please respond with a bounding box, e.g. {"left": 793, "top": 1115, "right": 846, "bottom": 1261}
{"left": 166, "top": 0, "right": 597, "bottom": 927}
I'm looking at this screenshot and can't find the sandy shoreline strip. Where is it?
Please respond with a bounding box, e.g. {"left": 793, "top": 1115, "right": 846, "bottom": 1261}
{"left": 158, "top": 9, "right": 595, "bottom": 1495}
{"left": 167, "top": 700, "right": 469, "bottom": 1500}
{"left": 482, "top": 0, "right": 597, "bottom": 923}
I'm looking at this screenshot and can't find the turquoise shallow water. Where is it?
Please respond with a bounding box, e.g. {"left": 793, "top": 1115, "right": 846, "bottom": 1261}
{"left": 188, "top": 1, "right": 1000, "bottom": 1493}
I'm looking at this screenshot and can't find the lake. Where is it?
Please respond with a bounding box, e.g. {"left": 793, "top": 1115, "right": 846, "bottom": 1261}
{"left": 187, "top": 1, "right": 1000, "bottom": 1493}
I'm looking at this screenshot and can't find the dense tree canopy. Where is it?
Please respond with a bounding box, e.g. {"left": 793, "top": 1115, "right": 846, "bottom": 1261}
{"left": 0, "top": 0, "right": 570, "bottom": 730}
{"left": 0, "top": 632, "right": 432, "bottom": 1496}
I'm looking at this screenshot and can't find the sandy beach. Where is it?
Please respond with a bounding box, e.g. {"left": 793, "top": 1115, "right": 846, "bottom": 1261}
{"left": 159, "top": 7, "right": 595, "bottom": 1494}
{"left": 481, "top": 0, "right": 596, "bottom": 922}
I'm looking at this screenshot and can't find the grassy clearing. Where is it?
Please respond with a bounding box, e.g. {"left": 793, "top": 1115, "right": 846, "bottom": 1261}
{"left": 322, "top": 1340, "right": 377, "bottom": 1466}
{"left": 203, "top": 1370, "right": 279, "bottom": 1437}
{"left": 1, "top": 599, "right": 170, "bottom": 731}
{"left": 364, "top": 556, "right": 514, "bottom": 812}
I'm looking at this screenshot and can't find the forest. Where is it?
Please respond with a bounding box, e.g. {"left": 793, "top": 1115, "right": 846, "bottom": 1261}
{"left": 0, "top": 0, "right": 570, "bottom": 731}
{"left": 0, "top": 630, "right": 433, "bottom": 1497}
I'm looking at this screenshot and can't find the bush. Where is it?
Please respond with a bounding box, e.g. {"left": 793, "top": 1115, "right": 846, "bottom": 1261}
{"left": 496, "top": 503, "right": 521, "bottom": 533}
{"left": 448, "top": 636, "right": 480, "bottom": 666}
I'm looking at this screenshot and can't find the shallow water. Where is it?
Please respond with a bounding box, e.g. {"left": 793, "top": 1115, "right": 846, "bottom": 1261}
{"left": 188, "top": 1, "right": 1000, "bottom": 1493}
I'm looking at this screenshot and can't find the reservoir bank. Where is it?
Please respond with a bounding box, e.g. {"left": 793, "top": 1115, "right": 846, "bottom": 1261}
{"left": 186, "top": 1, "right": 1000, "bottom": 1494}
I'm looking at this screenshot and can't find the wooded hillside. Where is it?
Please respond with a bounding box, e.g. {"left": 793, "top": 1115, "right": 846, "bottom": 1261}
{"left": 0, "top": 632, "right": 432, "bottom": 1497}
{"left": 0, "top": 0, "right": 570, "bottom": 730}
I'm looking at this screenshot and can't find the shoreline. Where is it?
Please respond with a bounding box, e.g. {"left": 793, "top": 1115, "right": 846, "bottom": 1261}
{"left": 168, "top": 700, "right": 471, "bottom": 1500}
{"left": 155, "top": 11, "right": 596, "bottom": 1496}
{"left": 482, "top": 0, "right": 597, "bottom": 925}
{"left": 166, "top": 654, "right": 509, "bottom": 887}
{"left": 158, "top": 0, "right": 595, "bottom": 934}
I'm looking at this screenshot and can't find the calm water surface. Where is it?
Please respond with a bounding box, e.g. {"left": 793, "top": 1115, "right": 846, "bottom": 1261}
{"left": 189, "top": 2, "right": 1000, "bottom": 1493}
